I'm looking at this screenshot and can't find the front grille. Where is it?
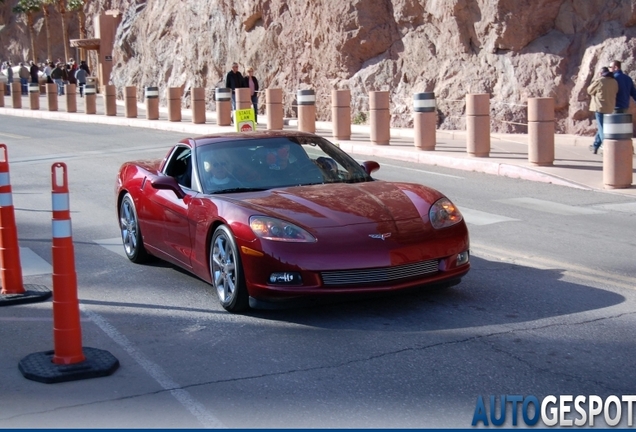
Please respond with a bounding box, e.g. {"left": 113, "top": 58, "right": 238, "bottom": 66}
{"left": 320, "top": 260, "right": 439, "bottom": 286}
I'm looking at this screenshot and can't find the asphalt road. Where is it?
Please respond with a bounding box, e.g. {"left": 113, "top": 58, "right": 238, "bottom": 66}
{"left": 1, "top": 118, "right": 635, "bottom": 428}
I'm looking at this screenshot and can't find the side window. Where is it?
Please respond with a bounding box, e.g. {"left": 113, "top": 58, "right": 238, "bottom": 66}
{"left": 164, "top": 146, "right": 192, "bottom": 189}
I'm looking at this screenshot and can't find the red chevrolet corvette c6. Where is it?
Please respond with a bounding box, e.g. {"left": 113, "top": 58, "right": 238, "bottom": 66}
{"left": 116, "top": 131, "right": 470, "bottom": 312}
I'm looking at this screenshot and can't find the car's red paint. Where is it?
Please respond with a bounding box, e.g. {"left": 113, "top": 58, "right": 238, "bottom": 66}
{"left": 116, "top": 131, "right": 470, "bottom": 310}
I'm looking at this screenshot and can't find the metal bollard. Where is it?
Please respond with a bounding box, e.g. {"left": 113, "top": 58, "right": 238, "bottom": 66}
{"left": 103, "top": 85, "right": 116, "bottom": 116}
{"left": 125, "top": 86, "right": 137, "bottom": 118}
{"left": 332, "top": 89, "right": 351, "bottom": 140}
{"left": 167, "top": 87, "right": 182, "bottom": 122}
{"left": 603, "top": 113, "right": 634, "bottom": 189}
{"left": 413, "top": 92, "right": 436, "bottom": 150}
{"left": 11, "top": 82, "right": 21, "bottom": 109}
{"left": 28, "top": 83, "right": 39, "bottom": 110}
{"left": 191, "top": 87, "right": 206, "bottom": 124}
{"left": 46, "top": 84, "right": 58, "bottom": 111}
{"left": 297, "top": 89, "right": 316, "bottom": 133}
{"left": 528, "top": 97, "right": 554, "bottom": 166}
{"left": 466, "top": 93, "right": 490, "bottom": 157}
{"left": 65, "top": 84, "right": 77, "bottom": 113}
{"left": 266, "top": 88, "right": 284, "bottom": 130}
{"left": 215, "top": 88, "right": 231, "bottom": 126}
{"left": 145, "top": 86, "right": 159, "bottom": 120}
{"left": 84, "top": 84, "right": 96, "bottom": 114}
{"left": 370, "top": 91, "right": 390, "bottom": 145}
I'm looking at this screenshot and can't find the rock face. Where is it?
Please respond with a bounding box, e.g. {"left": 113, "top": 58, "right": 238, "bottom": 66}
{"left": 2, "top": 0, "right": 636, "bottom": 135}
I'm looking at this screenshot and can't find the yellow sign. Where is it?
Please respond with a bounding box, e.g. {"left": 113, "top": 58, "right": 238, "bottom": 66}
{"left": 235, "top": 108, "right": 256, "bottom": 132}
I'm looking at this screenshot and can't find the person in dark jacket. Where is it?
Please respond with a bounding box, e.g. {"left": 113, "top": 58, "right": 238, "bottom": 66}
{"left": 243, "top": 66, "right": 260, "bottom": 123}
{"left": 29, "top": 61, "right": 39, "bottom": 84}
{"left": 609, "top": 60, "right": 636, "bottom": 113}
{"left": 225, "top": 62, "right": 244, "bottom": 111}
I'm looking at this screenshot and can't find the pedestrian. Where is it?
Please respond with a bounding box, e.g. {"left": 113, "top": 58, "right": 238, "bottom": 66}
{"left": 609, "top": 60, "right": 636, "bottom": 113}
{"left": 75, "top": 66, "right": 87, "bottom": 97}
{"left": 29, "top": 60, "right": 39, "bottom": 84}
{"left": 18, "top": 62, "right": 29, "bottom": 95}
{"left": 79, "top": 60, "right": 90, "bottom": 75}
{"left": 50, "top": 62, "right": 64, "bottom": 96}
{"left": 243, "top": 66, "right": 259, "bottom": 123}
{"left": 43, "top": 61, "right": 53, "bottom": 84}
{"left": 225, "top": 62, "right": 244, "bottom": 112}
{"left": 587, "top": 66, "right": 618, "bottom": 154}
{"left": 6, "top": 61, "right": 13, "bottom": 95}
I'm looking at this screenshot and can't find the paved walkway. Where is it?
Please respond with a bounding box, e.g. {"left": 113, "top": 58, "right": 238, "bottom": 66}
{"left": 1, "top": 91, "right": 635, "bottom": 197}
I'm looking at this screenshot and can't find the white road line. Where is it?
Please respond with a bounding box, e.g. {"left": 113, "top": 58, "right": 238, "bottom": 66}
{"left": 594, "top": 202, "right": 636, "bottom": 214}
{"left": 20, "top": 247, "right": 52, "bottom": 276}
{"left": 0, "top": 132, "right": 29, "bottom": 139}
{"left": 459, "top": 207, "right": 519, "bottom": 226}
{"left": 94, "top": 237, "right": 127, "bottom": 259}
{"left": 374, "top": 162, "right": 465, "bottom": 179}
{"left": 497, "top": 197, "right": 606, "bottom": 216}
{"left": 80, "top": 306, "right": 226, "bottom": 428}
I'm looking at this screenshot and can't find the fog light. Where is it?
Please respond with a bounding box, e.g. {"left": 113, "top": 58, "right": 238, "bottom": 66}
{"left": 456, "top": 251, "right": 469, "bottom": 266}
{"left": 269, "top": 272, "right": 302, "bottom": 285}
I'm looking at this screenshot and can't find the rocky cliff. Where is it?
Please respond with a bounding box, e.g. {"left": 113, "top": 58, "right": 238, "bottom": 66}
{"left": 2, "top": 0, "right": 636, "bottom": 135}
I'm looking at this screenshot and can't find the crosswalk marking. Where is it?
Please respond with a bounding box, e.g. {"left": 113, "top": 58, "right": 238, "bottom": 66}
{"left": 20, "top": 247, "right": 52, "bottom": 276}
{"left": 94, "top": 237, "right": 127, "bottom": 259}
{"left": 459, "top": 207, "right": 519, "bottom": 226}
{"left": 497, "top": 197, "right": 606, "bottom": 216}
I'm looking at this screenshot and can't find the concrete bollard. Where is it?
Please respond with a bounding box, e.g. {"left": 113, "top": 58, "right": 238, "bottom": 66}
{"left": 46, "top": 84, "right": 58, "bottom": 111}
{"left": 414, "top": 92, "right": 436, "bottom": 150}
{"left": 0, "top": 83, "right": 4, "bottom": 107}
{"left": 39, "top": 83, "right": 46, "bottom": 94}
{"left": 370, "top": 91, "right": 390, "bottom": 145}
{"left": 528, "top": 97, "right": 554, "bottom": 166}
{"left": 297, "top": 89, "right": 316, "bottom": 133}
{"left": 332, "top": 89, "right": 351, "bottom": 140}
{"left": 236, "top": 88, "right": 252, "bottom": 110}
{"left": 215, "top": 88, "right": 232, "bottom": 126}
{"left": 65, "top": 84, "right": 77, "bottom": 113}
{"left": 103, "top": 85, "right": 117, "bottom": 116}
{"left": 466, "top": 93, "right": 490, "bottom": 157}
{"left": 603, "top": 113, "right": 634, "bottom": 189}
{"left": 266, "top": 88, "right": 284, "bottom": 130}
{"left": 11, "top": 82, "right": 21, "bottom": 109}
{"left": 167, "top": 87, "right": 182, "bottom": 122}
{"left": 125, "top": 86, "right": 137, "bottom": 118}
{"left": 28, "top": 83, "right": 39, "bottom": 110}
{"left": 84, "top": 84, "right": 96, "bottom": 114}
{"left": 191, "top": 87, "right": 206, "bottom": 124}
{"left": 145, "top": 86, "right": 159, "bottom": 120}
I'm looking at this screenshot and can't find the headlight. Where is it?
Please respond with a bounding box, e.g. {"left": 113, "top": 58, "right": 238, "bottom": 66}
{"left": 249, "top": 216, "right": 317, "bottom": 242}
{"left": 429, "top": 198, "right": 463, "bottom": 229}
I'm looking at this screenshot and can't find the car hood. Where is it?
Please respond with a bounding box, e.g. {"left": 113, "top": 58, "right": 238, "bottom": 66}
{"left": 232, "top": 181, "right": 445, "bottom": 228}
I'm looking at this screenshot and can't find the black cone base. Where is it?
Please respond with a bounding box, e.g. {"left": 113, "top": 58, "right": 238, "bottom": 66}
{"left": 0, "top": 284, "right": 51, "bottom": 306}
{"left": 19, "top": 346, "right": 119, "bottom": 384}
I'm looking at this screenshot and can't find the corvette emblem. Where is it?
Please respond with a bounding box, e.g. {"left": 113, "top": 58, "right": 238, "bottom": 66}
{"left": 369, "top": 233, "right": 392, "bottom": 240}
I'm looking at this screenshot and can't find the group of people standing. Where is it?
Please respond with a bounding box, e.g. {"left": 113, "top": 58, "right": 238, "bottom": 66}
{"left": 1, "top": 58, "right": 91, "bottom": 97}
{"left": 225, "top": 62, "right": 259, "bottom": 122}
{"left": 587, "top": 60, "right": 636, "bottom": 154}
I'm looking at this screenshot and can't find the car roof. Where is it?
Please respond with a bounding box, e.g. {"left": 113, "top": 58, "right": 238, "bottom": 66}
{"left": 181, "top": 130, "right": 321, "bottom": 148}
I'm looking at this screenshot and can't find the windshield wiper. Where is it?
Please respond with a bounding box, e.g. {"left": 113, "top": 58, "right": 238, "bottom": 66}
{"left": 212, "top": 187, "right": 270, "bottom": 194}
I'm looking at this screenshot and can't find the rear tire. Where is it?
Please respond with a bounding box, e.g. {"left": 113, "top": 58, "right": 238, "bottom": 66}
{"left": 119, "top": 193, "right": 149, "bottom": 263}
{"left": 210, "top": 225, "right": 249, "bottom": 312}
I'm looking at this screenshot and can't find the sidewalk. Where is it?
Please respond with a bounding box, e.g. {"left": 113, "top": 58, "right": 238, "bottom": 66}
{"left": 1, "top": 91, "right": 635, "bottom": 197}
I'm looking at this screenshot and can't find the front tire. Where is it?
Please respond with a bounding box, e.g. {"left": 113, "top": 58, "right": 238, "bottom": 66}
{"left": 119, "top": 193, "right": 149, "bottom": 263}
{"left": 210, "top": 225, "right": 249, "bottom": 312}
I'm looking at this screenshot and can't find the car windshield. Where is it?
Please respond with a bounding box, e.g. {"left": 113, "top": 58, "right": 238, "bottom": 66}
{"left": 195, "top": 136, "right": 374, "bottom": 194}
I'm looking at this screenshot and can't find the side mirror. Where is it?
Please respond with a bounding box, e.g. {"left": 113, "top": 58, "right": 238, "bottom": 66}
{"left": 361, "top": 161, "right": 380, "bottom": 175}
{"left": 149, "top": 175, "right": 186, "bottom": 199}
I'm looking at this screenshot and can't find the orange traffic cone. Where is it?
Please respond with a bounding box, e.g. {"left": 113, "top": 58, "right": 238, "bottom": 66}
{"left": 0, "top": 143, "right": 25, "bottom": 295}
{"left": 50, "top": 162, "right": 85, "bottom": 364}
{"left": 18, "top": 162, "right": 118, "bottom": 382}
